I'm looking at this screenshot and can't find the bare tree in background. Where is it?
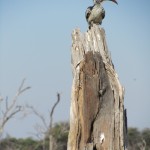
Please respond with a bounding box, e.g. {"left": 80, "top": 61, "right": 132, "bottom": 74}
{"left": 49, "top": 93, "right": 60, "bottom": 150}
{"left": 0, "top": 79, "right": 31, "bottom": 139}
{"left": 27, "top": 93, "right": 60, "bottom": 150}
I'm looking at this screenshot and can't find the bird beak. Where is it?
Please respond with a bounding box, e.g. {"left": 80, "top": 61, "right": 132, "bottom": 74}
{"left": 111, "top": 0, "right": 118, "bottom": 4}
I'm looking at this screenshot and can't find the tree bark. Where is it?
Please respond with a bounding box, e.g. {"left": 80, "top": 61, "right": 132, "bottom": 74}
{"left": 67, "top": 25, "right": 127, "bottom": 150}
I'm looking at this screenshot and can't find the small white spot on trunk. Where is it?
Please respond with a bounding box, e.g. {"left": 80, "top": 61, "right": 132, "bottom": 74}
{"left": 100, "top": 132, "right": 105, "bottom": 144}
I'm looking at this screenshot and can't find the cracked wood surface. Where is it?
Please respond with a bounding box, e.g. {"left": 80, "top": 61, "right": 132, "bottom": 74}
{"left": 67, "top": 25, "right": 127, "bottom": 150}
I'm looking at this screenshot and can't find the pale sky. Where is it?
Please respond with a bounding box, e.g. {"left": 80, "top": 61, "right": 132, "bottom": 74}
{"left": 0, "top": 0, "right": 150, "bottom": 138}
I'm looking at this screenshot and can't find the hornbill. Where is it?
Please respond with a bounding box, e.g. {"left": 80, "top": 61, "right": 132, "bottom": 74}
{"left": 85, "top": 0, "right": 118, "bottom": 29}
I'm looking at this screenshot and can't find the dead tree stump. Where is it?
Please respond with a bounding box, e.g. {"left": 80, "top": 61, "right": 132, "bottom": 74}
{"left": 67, "top": 25, "right": 127, "bottom": 150}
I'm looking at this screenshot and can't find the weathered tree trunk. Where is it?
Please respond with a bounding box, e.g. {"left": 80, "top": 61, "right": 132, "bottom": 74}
{"left": 67, "top": 25, "right": 127, "bottom": 150}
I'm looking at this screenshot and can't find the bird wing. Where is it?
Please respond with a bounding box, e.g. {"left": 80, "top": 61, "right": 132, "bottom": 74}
{"left": 85, "top": 6, "right": 93, "bottom": 21}
{"left": 101, "top": 7, "right": 105, "bottom": 19}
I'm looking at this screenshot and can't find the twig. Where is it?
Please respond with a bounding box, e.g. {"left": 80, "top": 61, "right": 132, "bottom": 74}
{"left": 26, "top": 105, "right": 48, "bottom": 130}
{"left": 49, "top": 93, "right": 60, "bottom": 130}
{"left": 0, "top": 79, "right": 31, "bottom": 138}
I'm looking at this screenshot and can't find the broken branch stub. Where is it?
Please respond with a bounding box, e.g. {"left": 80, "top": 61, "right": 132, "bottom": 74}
{"left": 68, "top": 25, "right": 127, "bottom": 150}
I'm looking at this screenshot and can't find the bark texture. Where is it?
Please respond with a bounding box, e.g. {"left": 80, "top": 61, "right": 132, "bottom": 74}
{"left": 67, "top": 25, "right": 127, "bottom": 150}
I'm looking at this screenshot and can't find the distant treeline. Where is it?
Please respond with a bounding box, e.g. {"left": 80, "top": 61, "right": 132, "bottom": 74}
{"left": 128, "top": 127, "right": 150, "bottom": 150}
{"left": 0, "top": 122, "right": 150, "bottom": 150}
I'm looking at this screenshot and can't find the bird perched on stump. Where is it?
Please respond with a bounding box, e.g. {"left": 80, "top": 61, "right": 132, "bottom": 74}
{"left": 85, "top": 0, "right": 118, "bottom": 29}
